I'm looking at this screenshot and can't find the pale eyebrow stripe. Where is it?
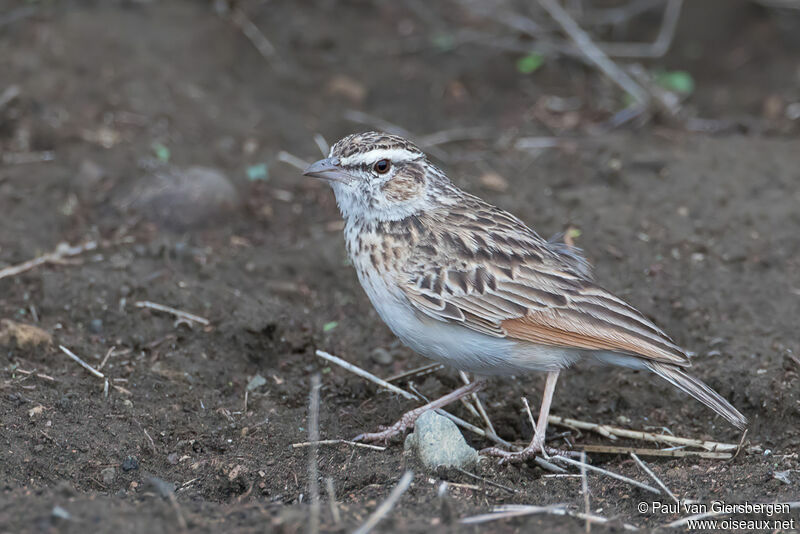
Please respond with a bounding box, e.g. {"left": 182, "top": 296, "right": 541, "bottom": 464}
{"left": 340, "top": 148, "right": 423, "bottom": 166}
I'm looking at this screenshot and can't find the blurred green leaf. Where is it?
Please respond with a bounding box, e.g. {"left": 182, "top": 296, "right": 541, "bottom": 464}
{"left": 152, "top": 142, "right": 170, "bottom": 163}
{"left": 323, "top": 321, "right": 338, "bottom": 332}
{"left": 246, "top": 163, "right": 269, "bottom": 181}
{"left": 654, "top": 70, "right": 695, "bottom": 95}
{"left": 517, "top": 53, "right": 544, "bottom": 74}
{"left": 567, "top": 228, "right": 582, "bottom": 239}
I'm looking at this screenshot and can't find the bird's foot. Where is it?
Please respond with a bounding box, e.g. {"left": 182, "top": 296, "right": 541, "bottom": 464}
{"left": 352, "top": 406, "right": 429, "bottom": 443}
{"left": 480, "top": 442, "right": 579, "bottom": 464}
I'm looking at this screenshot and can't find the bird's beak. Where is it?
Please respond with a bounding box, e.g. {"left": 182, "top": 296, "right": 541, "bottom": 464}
{"left": 303, "top": 157, "right": 350, "bottom": 183}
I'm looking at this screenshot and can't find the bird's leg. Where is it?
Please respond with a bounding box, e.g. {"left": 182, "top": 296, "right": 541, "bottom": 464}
{"left": 353, "top": 379, "right": 485, "bottom": 443}
{"left": 482, "top": 370, "right": 569, "bottom": 462}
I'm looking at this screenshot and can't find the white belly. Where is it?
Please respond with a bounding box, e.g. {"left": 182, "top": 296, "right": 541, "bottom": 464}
{"left": 355, "top": 265, "right": 578, "bottom": 375}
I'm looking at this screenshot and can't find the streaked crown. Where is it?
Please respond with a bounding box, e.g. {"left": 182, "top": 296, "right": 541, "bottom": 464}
{"left": 330, "top": 132, "right": 425, "bottom": 168}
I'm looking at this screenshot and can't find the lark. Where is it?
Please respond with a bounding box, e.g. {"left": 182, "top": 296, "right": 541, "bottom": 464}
{"left": 304, "top": 131, "right": 746, "bottom": 461}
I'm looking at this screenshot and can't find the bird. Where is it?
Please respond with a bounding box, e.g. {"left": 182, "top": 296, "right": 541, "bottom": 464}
{"left": 303, "top": 131, "right": 747, "bottom": 461}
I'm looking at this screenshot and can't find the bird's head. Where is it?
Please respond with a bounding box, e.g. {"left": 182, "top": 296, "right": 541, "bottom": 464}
{"left": 304, "top": 132, "right": 449, "bottom": 221}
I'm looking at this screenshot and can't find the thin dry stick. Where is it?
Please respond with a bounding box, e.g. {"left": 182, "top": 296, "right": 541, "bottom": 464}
{"left": 386, "top": 363, "right": 443, "bottom": 383}
{"left": 599, "top": 0, "right": 684, "bottom": 59}
{"left": 580, "top": 451, "right": 590, "bottom": 533}
{"left": 292, "top": 439, "right": 386, "bottom": 452}
{"left": 495, "top": 504, "right": 639, "bottom": 531}
{"left": 460, "top": 504, "right": 566, "bottom": 525}
{"left": 98, "top": 346, "right": 115, "bottom": 371}
{"left": 548, "top": 415, "right": 746, "bottom": 452}
{"left": 630, "top": 452, "right": 679, "bottom": 504}
{"left": 307, "top": 374, "right": 321, "bottom": 534}
{"left": 315, "top": 350, "right": 416, "bottom": 400}
{"left": 135, "top": 301, "right": 210, "bottom": 326}
{"left": 537, "top": 0, "right": 650, "bottom": 107}
{"left": 352, "top": 471, "right": 414, "bottom": 534}
{"left": 551, "top": 456, "right": 659, "bottom": 495}
{"left": 14, "top": 369, "right": 56, "bottom": 382}
{"left": 580, "top": 444, "right": 731, "bottom": 460}
{"left": 493, "top": 505, "right": 640, "bottom": 531}
{"left": 521, "top": 396, "right": 553, "bottom": 458}
{"left": 277, "top": 151, "right": 310, "bottom": 171}
{"left": 663, "top": 509, "right": 728, "bottom": 529}
{"left": 0, "top": 241, "right": 97, "bottom": 281}
{"left": 313, "top": 134, "right": 329, "bottom": 156}
{"left": 452, "top": 466, "right": 517, "bottom": 494}
{"left": 225, "top": 4, "right": 277, "bottom": 62}
{"left": 460, "top": 371, "right": 496, "bottom": 436}
{"left": 325, "top": 478, "right": 341, "bottom": 525}
{"left": 59, "top": 345, "right": 104, "bottom": 379}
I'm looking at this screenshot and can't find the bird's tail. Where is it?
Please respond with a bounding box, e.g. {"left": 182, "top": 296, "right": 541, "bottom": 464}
{"left": 646, "top": 361, "right": 748, "bottom": 430}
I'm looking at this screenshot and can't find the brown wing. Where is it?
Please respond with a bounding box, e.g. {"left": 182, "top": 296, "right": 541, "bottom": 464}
{"left": 401, "top": 201, "right": 690, "bottom": 367}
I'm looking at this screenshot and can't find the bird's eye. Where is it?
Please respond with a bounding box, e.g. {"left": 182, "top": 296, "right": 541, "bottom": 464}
{"left": 373, "top": 159, "right": 391, "bottom": 174}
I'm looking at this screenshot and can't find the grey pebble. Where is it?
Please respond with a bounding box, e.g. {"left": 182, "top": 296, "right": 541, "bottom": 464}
{"left": 370, "top": 347, "right": 393, "bottom": 365}
{"left": 121, "top": 456, "right": 139, "bottom": 471}
{"left": 101, "top": 467, "right": 116, "bottom": 485}
{"left": 405, "top": 410, "right": 478, "bottom": 469}
{"left": 89, "top": 318, "right": 103, "bottom": 333}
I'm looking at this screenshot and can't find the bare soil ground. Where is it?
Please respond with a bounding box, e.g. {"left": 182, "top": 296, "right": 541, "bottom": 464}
{"left": 1, "top": 1, "right": 799, "bottom": 532}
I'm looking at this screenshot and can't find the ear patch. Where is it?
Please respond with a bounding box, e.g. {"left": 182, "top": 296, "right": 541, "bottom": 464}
{"left": 381, "top": 164, "right": 425, "bottom": 201}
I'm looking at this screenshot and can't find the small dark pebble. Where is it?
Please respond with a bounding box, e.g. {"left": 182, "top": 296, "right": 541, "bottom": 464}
{"left": 121, "top": 456, "right": 139, "bottom": 471}
{"left": 89, "top": 319, "right": 103, "bottom": 333}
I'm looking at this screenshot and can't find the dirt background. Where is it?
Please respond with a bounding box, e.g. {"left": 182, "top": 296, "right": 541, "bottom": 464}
{"left": 1, "top": 1, "right": 799, "bottom": 532}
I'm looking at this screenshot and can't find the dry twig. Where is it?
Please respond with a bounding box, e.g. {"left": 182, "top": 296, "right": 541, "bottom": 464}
{"left": 307, "top": 374, "right": 321, "bottom": 534}
{"left": 292, "top": 439, "right": 386, "bottom": 451}
{"left": 580, "top": 451, "right": 590, "bottom": 533}
{"left": 59, "top": 345, "right": 104, "bottom": 379}
{"left": 548, "top": 415, "right": 751, "bottom": 453}
{"left": 277, "top": 151, "right": 311, "bottom": 171}
{"left": 353, "top": 471, "right": 414, "bottom": 534}
{"left": 325, "top": 478, "right": 341, "bottom": 525}
{"left": 630, "top": 452, "right": 679, "bottom": 503}
{"left": 135, "top": 301, "right": 210, "bottom": 326}
{"left": 580, "top": 444, "right": 731, "bottom": 459}
{"left": 461, "top": 503, "right": 640, "bottom": 531}
{"left": 552, "top": 456, "right": 659, "bottom": 495}
{"left": 0, "top": 241, "right": 98, "bottom": 281}
{"left": 537, "top": 0, "right": 650, "bottom": 107}
{"left": 452, "top": 466, "right": 518, "bottom": 494}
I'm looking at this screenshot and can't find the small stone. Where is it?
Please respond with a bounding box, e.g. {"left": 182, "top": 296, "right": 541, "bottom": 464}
{"left": 166, "top": 452, "right": 179, "bottom": 465}
{"left": 51, "top": 506, "right": 71, "bottom": 520}
{"left": 89, "top": 318, "right": 103, "bottom": 334}
{"left": 405, "top": 410, "right": 478, "bottom": 469}
{"left": 370, "top": 347, "right": 393, "bottom": 365}
{"left": 246, "top": 374, "right": 267, "bottom": 391}
{"left": 0, "top": 319, "right": 52, "bottom": 349}
{"left": 479, "top": 172, "right": 509, "bottom": 192}
{"left": 121, "top": 166, "right": 240, "bottom": 231}
{"left": 101, "top": 467, "right": 116, "bottom": 485}
{"left": 121, "top": 456, "right": 139, "bottom": 472}
{"left": 326, "top": 74, "right": 367, "bottom": 103}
